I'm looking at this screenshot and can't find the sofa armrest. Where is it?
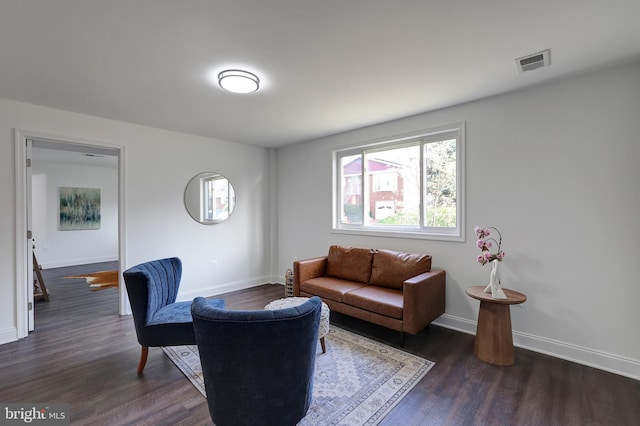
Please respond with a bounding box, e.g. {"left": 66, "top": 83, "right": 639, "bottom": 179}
{"left": 402, "top": 269, "right": 446, "bottom": 334}
{"left": 293, "top": 257, "right": 328, "bottom": 296}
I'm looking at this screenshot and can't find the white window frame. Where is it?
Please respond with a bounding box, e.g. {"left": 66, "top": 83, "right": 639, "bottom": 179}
{"left": 332, "top": 122, "right": 465, "bottom": 242}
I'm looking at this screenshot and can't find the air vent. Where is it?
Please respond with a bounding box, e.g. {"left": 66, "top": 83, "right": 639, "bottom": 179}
{"left": 515, "top": 49, "right": 550, "bottom": 74}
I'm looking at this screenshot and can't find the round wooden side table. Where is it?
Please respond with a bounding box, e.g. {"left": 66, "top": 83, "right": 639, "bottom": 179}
{"left": 465, "top": 286, "right": 526, "bottom": 366}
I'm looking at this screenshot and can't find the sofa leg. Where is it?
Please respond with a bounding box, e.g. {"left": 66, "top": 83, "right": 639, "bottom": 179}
{"left": 137, "top": 345, "right": 149, "bottom": 374}
{"left": 400, "top": 332, "right": 405, "bottom": 348}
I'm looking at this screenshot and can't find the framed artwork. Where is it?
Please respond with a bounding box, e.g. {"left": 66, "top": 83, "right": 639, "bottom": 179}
{"left": 59, "top": 187, "right": 101, "bottom": 230}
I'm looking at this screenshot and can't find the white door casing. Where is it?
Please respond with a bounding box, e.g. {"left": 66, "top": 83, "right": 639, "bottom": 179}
{"left": 14, "top": 129, "right": 128, "bottom": 340}
{"left": 26, "top": 138, "right": 34, "bottom": 331}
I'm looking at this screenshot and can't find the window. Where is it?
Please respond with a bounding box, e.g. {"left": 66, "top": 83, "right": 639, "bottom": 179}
{"left": 201, "top": 174, "right": 235, "bottom": 223}
{"left": 333, "top": 123, "right": 465, "bottom": 241}
{"left": 372, "top": 172, "right": 398, "bottom": 192}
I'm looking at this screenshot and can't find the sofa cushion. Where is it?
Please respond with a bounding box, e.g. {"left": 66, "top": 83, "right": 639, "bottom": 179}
{"left": 370, "top": 249, "right": 432, "bottom": 290}
{"left": 300, "top": 277, "right": 367, "bottom": 303}
{"left": 342, "top": 286, "right": 403, "bottom": 319}
{"left": 326, "top": 245, "right": 374, "bottom": 284}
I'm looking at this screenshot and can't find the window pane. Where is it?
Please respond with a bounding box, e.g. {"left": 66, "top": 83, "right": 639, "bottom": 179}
{"left": 202, "top": 176, "right": 234, "bottom": 223}
{"left": 340, "top": 154, "right": 363, "bottom": 224}
{"left": 424, "top": 139, "right": 457, "bottom": 228}
{"left": 212, "top": 178, "right": 231, "bottom": 222}
{"left": 364, "top": 145, "right": 420, "bottom": 226}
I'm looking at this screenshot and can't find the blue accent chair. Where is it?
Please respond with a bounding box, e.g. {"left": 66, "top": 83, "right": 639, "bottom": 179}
{"left": 191, "top": 296, "right": 322, "bottom": 426}
{"left": 123, "top": 257, "right": 225, "bottom": 374}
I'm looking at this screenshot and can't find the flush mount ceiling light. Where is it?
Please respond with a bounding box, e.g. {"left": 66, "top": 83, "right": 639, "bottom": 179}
{"left": 218, "top": 69, "right": 260, "bottom": 94}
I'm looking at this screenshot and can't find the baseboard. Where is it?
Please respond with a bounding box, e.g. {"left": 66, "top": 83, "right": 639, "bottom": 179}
{"left": 41, "top": 256, "right": 119, "bottom": 269}
{"left": 434, "top": 313, "right": 640, "bottom": 381}
{"left": 178, "top": 276, "right": 282, "bottom": 302}
{"left": 0, "top": 327, "right": 17, "bottom": 345}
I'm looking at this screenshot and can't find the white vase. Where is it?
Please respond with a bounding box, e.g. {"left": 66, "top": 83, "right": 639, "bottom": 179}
{"left": 484, "top": 259, "right": 507, "bottom": 299}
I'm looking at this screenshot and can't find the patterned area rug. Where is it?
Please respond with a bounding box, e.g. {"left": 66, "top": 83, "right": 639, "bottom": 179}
{"left": 163, "top": 326, "right": 434, "bottom": 425}
{"left": 63, "top": 270, "right": 118, "bottom": 290}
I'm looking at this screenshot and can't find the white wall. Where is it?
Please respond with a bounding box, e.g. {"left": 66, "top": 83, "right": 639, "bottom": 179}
{"left": 32, "top": 161, "right": 118, "bottom": 268}
{"left": 277, "top": 61, "right": 640, "bottom": 379}
{"left": 0, "top": 98, "right": 274, "bottom": 344}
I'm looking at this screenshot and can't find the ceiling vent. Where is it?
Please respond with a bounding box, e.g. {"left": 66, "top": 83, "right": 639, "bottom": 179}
{"left": 515, "top": 49, "right": 550, "bottom": 74}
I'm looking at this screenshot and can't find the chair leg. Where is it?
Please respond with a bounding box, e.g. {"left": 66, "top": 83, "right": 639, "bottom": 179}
{"left": 137, "top": 346, "right": 149, "bottom": 374}
{"left": 320, "top": 337, "right": 326, "bottom": 353}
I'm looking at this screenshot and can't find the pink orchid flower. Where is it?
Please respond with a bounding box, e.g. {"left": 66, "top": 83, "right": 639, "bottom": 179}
{"left": 474, "top": 225, "right": 504, "bottom": 265}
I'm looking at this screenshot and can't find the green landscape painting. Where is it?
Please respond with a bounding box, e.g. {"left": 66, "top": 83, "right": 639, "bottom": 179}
{"left": 59, "top": 187, "right": 101, "bottom": 230}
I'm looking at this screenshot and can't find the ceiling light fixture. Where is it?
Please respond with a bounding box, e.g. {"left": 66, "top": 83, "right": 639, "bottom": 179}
{"left": 218, "top": 69, "right": 260, "bottom": 94}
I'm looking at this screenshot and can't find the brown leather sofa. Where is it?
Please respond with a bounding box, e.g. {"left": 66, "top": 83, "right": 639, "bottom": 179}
{"left": 294, "top": 245, "right": 446, "bottom": 339}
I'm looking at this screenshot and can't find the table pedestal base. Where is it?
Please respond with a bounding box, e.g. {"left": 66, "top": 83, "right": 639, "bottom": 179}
{"left": 474, "top": 301, "right": 514, "bottom": 366}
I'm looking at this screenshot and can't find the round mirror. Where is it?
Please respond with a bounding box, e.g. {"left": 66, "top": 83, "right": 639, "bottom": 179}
{"left": 184, "top": 172, "right": 236, "bottom": 224}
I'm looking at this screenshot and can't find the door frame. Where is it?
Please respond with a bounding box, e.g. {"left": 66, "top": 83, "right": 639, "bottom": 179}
{"left": 14, "top": 129, "right": 127, "bottom": 339}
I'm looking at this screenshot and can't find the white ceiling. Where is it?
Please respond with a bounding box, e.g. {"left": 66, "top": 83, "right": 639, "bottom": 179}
{"left": 2, "top": 1, "right": 640, "bottom": 148}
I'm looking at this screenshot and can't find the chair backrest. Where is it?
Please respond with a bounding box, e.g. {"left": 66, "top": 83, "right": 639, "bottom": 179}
{"left": 123, "top": 257, "right": 182, "bottom": 338}
{"left": 191, "top": 296, "right": 322, "bottom": 426}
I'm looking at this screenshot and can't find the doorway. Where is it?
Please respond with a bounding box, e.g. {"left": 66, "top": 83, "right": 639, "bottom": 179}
{"left": 14, "top": 130, "right": 126, "bottom": 338}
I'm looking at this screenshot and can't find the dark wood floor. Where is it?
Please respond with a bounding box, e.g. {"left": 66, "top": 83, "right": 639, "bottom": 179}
{"left": 1, "top": 263, "right": 639, "bottom": 425}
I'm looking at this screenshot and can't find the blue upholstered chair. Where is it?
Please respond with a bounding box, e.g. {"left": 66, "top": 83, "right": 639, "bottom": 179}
{"left": 123, "top": 257, "right": 225, "bottom": 374}
{"left": 191, "top": 296, "right": 322, "bottom": 426}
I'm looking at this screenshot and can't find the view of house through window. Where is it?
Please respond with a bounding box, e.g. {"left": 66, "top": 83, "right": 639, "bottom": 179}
{"left": 334, "top": 123, "right": 464, "bottom": 240}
